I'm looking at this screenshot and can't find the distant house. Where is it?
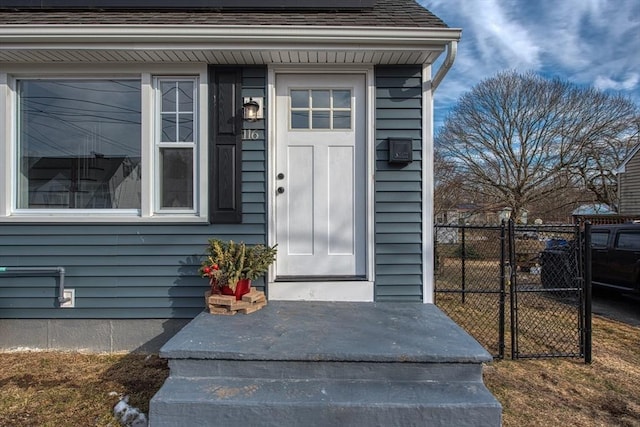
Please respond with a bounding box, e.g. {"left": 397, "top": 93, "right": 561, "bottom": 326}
{"left": 436, "top": 203, "right": 500, "bottom": 226}
{"left": 616, "top": 143, "right": 640, "bottom": 216}
{"left": 497, "top": 207, "right": 529, "bottom": 225}
{"left": 0, "top": 0, "right": 461, "bottom": 351}
{"left": 572, "top": 204, "right": 616, "bottom": 216}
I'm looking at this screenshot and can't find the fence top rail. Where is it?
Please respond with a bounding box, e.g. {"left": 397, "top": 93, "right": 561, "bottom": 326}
{"left": 435, "top": 223, "right": 578, "bottom": 231}
{"left": 434, "top": 224, "right": 504, "bottom": 230}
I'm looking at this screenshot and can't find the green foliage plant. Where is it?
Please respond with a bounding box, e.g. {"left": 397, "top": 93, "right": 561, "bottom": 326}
{"left": 200, "top": 239, "right": 277, "bottom": 291}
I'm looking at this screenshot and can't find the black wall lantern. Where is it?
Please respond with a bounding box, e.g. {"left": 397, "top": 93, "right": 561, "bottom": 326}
{"left": 243, "top": 97, "right": 262, "bottom": 122}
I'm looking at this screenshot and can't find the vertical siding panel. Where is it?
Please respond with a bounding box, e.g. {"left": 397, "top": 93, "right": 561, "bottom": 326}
{"left": 0, "top": 67, "right": 268, "bottom": 319}
{"left": 374, "top": 66, "right": 423, "bottom": 302}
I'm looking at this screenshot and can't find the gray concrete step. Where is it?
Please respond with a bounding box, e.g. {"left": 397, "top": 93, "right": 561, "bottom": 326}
{"left": 159, "top": 303, "right": 493, "bottom": 364}
{"left": 150, "top": 302, "right": 502, "bottom": 426}
{"left": 151, "top": 376, "right": 502, "bottom": 427}
{"left": 167, "top": 359, "right": 484, "bottom": 383}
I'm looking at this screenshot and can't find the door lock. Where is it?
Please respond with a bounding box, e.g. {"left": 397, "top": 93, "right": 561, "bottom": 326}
{"left": 277, "top": 173, "right": 285, "bottom": 179}
{"left": 277, "top": 187, "right": 285, "bottom": 194}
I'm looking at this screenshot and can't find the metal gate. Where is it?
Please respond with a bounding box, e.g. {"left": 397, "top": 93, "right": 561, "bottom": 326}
{"left": 434, "top": 220, "right": 592, "bottom": 362}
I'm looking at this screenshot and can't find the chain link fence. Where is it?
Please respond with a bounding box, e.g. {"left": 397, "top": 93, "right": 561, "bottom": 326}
{"left": 434, "top": 220, "right": 591, "bottom": 362}
{"left": 434, "top": 224, "right": 506, "bottom": 358}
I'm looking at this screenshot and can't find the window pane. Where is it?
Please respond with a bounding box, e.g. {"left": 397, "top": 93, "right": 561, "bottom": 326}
{"left": 617, "top": 232, "right": 640, "bottom": 250}
{"left": 161, "top": 81, "right": 176, "bottom": 112}
{"left": 312, "top": 111, "right": 330, "bottom": 129}
{"left": 312, "top": 90, "right": 330, "bottom": 108}
{"left": 160, "top": 148, "right": 193, "bottom": 209}
{"left": 178, "top": 114, "right": 194, "bottom": 142}
{"left": 291, "top": 111, "right": 309, "bottom": 129}
{"left": 290, "top": 90, "right": 308, "bottom": 109}
{"left": 178, "top": 81, "right": 194, "bottom": 111}
{"left": 162, "top": 114, "right": 177, "bottom": 142}
{"left": 17, "top": 79, "right": 142, "bottom": 209}
{"left": 333, "top": 90, "right": 351, "bottom": 108}
{"left": 333, "top": 111, "right": 351, "bottom": 129}
{"left": 591, "top": 232, "right": 609, "bottom": 247}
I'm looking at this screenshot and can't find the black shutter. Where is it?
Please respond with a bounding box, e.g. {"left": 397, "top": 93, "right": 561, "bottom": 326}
{"left": 209, "top": 66, "right": 242, "bottom": 223}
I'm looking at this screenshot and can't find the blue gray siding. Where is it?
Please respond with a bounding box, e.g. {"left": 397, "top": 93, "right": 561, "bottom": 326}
{"left": 0, "top": 67, "right": 268, "bottom": 319}
{"left": 0, "top": 65, "right": 428, "bottom": 319}
{"left": 375, "top": 66, "right": 423, "bottom": 302}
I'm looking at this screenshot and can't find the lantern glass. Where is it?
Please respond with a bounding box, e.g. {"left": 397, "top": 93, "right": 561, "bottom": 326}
{"left": 243, "top": 98, "right": 260, "bottom": 122}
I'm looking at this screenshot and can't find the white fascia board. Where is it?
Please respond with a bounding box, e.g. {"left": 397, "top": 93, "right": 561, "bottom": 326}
{"left": 0, "top": 25, "right": 462, "bottom": 48}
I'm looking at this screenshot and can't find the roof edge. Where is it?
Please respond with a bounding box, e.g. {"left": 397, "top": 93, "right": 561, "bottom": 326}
{"left": 615, "top": 142, "right": 640, "bottom": 174}
{"left": 0, "top": 25, "right": 462, "bottom": 46}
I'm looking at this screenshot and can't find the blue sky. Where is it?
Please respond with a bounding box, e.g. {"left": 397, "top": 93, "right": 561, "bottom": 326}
{"left": 421, "top": 0, "right": 640, "bottom": 132}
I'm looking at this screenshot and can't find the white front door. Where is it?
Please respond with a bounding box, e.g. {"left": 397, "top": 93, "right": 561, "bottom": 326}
{"left": 274, "top": 74, "right": 366, "bottom": 282}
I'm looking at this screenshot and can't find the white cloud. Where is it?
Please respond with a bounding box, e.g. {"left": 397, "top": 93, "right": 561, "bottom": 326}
{"left": 428, "top": 0, "right": 540, "bottom": 69}
{"left": 594, "top": 73, "right": 640, "bottom": 91}
{"left": 422, "top": 0, "right": 640, "bottom": 131}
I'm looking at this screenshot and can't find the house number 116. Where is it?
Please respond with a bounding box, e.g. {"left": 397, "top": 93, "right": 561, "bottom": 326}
{"left": 242, "top": 129, "right": 259, "bottom": 140}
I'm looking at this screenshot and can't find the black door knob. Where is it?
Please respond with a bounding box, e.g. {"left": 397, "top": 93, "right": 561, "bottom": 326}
{"left": 277, "top": 187, "right": 285, "bottom": 194}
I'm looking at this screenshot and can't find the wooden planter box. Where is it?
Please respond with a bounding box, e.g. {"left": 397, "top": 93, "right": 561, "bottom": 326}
{"left": 204, "top": 288, "right": 267, "bottom": 315}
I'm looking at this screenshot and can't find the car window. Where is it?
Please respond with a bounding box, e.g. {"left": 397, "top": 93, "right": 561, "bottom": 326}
{"left": 616, "top": 232, "right": 640, "bottom": 250}
{"left": 591, "top": 231, "right": 609, "bottom": 248}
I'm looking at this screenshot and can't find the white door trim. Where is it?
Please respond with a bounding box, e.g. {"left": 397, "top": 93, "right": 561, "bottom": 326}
{"left": 266, "top": 66, "right": 375, "bottom": 301}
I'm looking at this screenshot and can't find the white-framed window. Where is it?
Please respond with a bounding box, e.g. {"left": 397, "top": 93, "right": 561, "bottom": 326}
{"left": 155, "top": 77, "right": 197, "bottom": 213}
{"left": 1, "top": 66, "right": 207, "bottom": 222}
{"left": 289, "top": 88, "right": 352, "bottom": 130}
{"left": 16, "top": 78, "right": 143, "bottom": 211}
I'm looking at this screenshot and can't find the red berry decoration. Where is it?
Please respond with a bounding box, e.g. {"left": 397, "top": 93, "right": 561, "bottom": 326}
{"left": 202, "top": 266, "right": 211, "bottom": 274}
{"left": 213, "top": 264, "right": 220, "bottom": 270}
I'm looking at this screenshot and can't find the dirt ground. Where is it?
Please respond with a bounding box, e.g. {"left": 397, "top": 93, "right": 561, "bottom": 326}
{"left": 0, "top": 313, "right": 638, "bottom": 426}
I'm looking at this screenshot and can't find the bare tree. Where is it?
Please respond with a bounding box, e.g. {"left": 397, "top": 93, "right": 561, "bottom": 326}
{"left": 433, "top": 149, "right": 463, "bottom": 218}
{"left": 570, "top": 110, "right": 640, "bottom": 210}
{"left": 436, "top": 70, "right": 639, "bottom": 221}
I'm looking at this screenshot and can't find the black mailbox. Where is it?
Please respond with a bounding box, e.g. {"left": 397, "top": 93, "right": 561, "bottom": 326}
{"left": 388, "top": 138, "right": 413, "bottom": 164}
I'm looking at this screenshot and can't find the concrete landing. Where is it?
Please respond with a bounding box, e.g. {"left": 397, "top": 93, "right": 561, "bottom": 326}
{"left": 150, "top": 302, "right": 501, "bottom": 426}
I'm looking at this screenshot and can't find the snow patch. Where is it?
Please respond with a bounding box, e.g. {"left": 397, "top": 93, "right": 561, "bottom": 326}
{"left": 113, "top": 395, "right": 148, "bottom": 427}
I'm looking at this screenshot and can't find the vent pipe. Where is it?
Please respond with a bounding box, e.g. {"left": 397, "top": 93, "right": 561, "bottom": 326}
{"left": 0, "top": 266, "right": 69, "bottom": 305}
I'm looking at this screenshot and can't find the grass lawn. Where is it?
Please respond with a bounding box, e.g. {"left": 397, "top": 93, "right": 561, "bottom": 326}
{"left": 484, "top": 315, "right": 640, "bottom": 426}
{"left": 1, "top": 314, "right": 638, "bottom": 426}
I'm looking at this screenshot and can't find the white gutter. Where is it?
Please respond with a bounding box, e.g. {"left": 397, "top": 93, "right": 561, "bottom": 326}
{"left": 431, "top": 40, "right": 457, "bottom": 92}
{"left": 0, "top": 24, "right": 462, "bottom": 67}
{"left": 421, "top": 39, "right": 458, "bottom": 303}
{"left": 0, "top": 25, "right": 462, "bottom": 45}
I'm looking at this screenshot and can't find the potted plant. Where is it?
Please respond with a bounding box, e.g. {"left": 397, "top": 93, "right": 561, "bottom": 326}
{"left": 200, "top": 239, "right": 277, "bottom": 300}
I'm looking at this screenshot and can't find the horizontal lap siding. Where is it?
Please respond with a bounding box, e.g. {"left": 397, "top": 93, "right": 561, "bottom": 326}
{"left": 0, "top": 67, "right": 268, "bottom": 319}
{"left": 374, "top": 66, "right": 423, "bottom": 302}
{"left": 619, "top": 152, "right": 640, "bottom": 215}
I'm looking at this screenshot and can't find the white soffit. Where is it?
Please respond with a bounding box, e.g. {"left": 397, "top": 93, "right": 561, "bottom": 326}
{"left": 0, "top": 25, "right": 461, "bottom": 65}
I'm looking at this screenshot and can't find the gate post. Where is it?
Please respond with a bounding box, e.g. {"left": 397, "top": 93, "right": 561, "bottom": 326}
{"left": 508, "top": 218, "right": 518, "bottom": 359}
{"left": 461, "top": 226, "right": 466, "bottom": 304}
{"left": 434, "top": 226, "right": 438, "bottom": 304}
{"left": 584, "top": 222, "right": 592, "bottom": 364}
{"left": 499, "top": 221, "right": 506, "bottom": 359}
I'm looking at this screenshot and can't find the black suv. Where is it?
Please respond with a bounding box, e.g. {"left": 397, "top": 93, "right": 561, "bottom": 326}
{"left": 590, "top": 223, "right": 640, "bottom": 295}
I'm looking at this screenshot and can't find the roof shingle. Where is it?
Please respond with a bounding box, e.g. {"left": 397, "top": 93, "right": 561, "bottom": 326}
{"left": 0, "top": 0, "right": 448, "bottom": 28}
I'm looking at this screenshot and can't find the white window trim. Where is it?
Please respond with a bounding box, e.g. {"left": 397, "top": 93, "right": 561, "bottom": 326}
{"left": 0, "top": 64, "right": 209, "bottom": 223}
{"left": 153, "top": 76, "right": 199, "bottom": 215}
